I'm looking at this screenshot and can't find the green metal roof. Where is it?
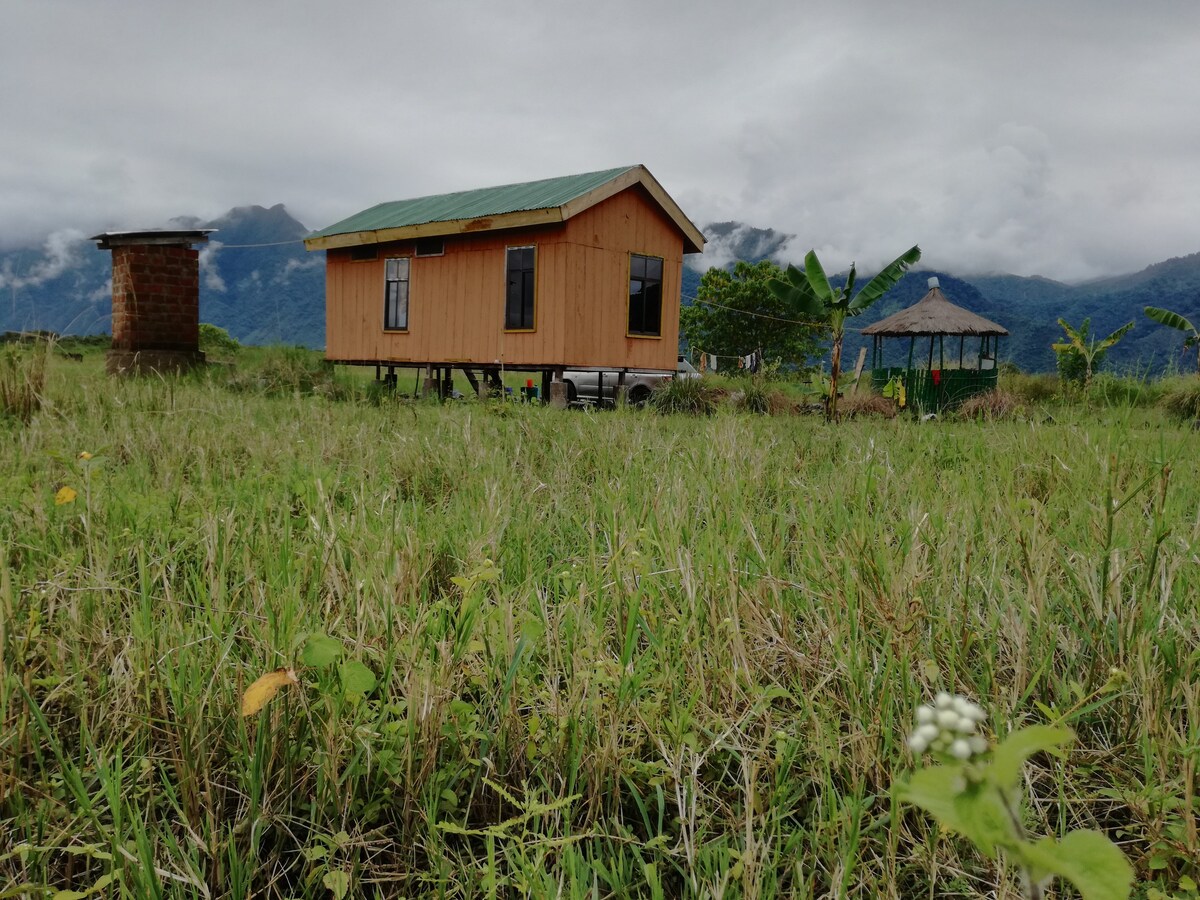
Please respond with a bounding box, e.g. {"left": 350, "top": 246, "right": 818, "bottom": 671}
{"left": 309, "top": 166, "right": 637, "bottom": 239}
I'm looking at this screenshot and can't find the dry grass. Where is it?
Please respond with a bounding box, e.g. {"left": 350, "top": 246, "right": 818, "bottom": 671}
{"left": 1, "top": 350, "right": 1196, "bottom": 898}
{"left": 0, "top": 341, "right": 48, "bottom": 423}
{"left": 957, "top": 388, "right": 1023, "bottom": 421}
{"left": 838, "top": 391, "right": 898, "bottom": 419}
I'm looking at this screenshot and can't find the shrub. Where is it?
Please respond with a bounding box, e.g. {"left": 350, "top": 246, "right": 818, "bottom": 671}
{"left": 222, "top": 346, "right": 352, "bottom": 399}
{"left": 1002, "top": 372, "right": 1059, "bottom": 404}
{"left": 199, "top": 323, "right": 241, "bottom": 355}
{"left": 56, "top": 334, "right": 111, "bottom": 353}
{"left": 733, "top": 377, "right": 772, "bottom": 414}
{"left": 1160, "top": 378, "right": 1200, "bottom": 421}
{"left": 957, "top": 389, "right": 1022, "bottom": 421}
{"left": 650, "top": 376, "right": 720, "bottom": 415}
{"left": 839, "top": 391, "right": 897, "bottom": 419}
{"left": 1085, "top": 373, "right": 1164, "bottom": 408}
{"left": 0, "top": 341, "right": 48, "bottom": 423}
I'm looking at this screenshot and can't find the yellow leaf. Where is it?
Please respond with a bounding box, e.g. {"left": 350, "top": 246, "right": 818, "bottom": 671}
{"left": 78, "top": 451, "right": 93, "bottom": 460}
{"left": 55, "top": 486, "right": 78, "bottom": 505}
{"left": 241, "top": 667, "right": 299, "bottom": 716}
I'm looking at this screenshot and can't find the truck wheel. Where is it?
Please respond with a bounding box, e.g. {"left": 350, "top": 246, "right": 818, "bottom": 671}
{"left": 629, "top": 385, "right": 651, "bottom": 406}
{"left": 566, "top": 381, "right": 578, "bottom": 403}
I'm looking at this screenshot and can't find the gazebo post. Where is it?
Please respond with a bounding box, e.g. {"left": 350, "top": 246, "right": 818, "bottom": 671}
{"left": 959, "top": 336, "right": 965, "bottom": 369}
{"left": 927, "top": 336, "right": 935, "bottom": 372}
{"left": 907, "top": 336, "right": 916, "bottom": 372}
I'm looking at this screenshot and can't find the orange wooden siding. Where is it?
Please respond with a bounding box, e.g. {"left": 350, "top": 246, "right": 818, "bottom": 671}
{"left": 324, "top": 185, "right": 684, "bottom": 371}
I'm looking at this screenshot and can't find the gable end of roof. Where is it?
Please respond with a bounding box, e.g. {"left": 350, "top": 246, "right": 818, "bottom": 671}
{"left": 304, "top": 165, "right": 705, "bottom": 253}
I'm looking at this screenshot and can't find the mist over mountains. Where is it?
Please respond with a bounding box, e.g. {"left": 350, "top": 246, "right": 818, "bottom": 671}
{"left": 0, "top": 204, "right": 325, "bottom": 348}
{"left": 687, "top": 224, "right": 1200, "bottom": 373}
{"left": 3, "top": 207, "right": 1198, "bottom": 373}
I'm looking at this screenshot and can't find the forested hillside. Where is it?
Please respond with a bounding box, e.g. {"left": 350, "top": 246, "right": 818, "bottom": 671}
{"left": 4, "top": 211, "right": 1198, "bottom": 371}
{"left": 688, "top": 225, "right": 1200, "bottom": 373}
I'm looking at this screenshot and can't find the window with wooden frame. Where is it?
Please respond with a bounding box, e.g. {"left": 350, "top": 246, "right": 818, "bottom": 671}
{"left": 384, "top": 257, "right": 410, "bottom": 331}
{"left": 627, "top": 253, "right": 664, "bottom": 337}
{"left": 505, "top": 246, "right": 536, "bottom": 331}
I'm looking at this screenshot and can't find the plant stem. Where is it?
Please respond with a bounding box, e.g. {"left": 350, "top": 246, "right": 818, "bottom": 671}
{"left": 998, "top": 787, "right": 1042, "bottom": 900}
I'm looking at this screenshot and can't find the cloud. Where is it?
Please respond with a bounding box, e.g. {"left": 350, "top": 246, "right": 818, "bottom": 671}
{"left": 198, "top": 241, "right": 226, "bottom": 293}
{"left": 272, "top": 256, "right": 322, "bottom": 286}
{"left": 2, "top": 0, "right": 1199, "bottom": 281}
{"left": 0, "top": 229, "right": 87, "bottom": 290}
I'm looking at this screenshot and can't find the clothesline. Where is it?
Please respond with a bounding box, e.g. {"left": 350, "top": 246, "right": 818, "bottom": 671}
{"left": 692, "top": 348, "right": 763, "bottom": 374}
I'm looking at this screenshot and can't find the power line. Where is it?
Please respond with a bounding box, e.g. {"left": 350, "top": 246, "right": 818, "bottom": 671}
{"left": 685, "top": 294, "right": 867, "bottom": 333}
{"left": 209, "top": 238, "right": 307, "bottom": 249}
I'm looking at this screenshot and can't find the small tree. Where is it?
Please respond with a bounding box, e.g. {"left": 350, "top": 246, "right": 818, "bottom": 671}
{"left": 768, "top": 245, "right": 920, "bottom": 420}
{"left": 680, "top": 260, "right": 825, "bottom": 373}
{"left": 1144, "top": 306, "right": 1200, "bottom": 374}
{"left": 1052, "top": 318, "right": 1133, "bottom": 388}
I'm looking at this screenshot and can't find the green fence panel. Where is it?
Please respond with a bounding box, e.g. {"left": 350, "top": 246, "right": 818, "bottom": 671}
{"left": 870, "top": 367, "right": 998, "bottom": 412}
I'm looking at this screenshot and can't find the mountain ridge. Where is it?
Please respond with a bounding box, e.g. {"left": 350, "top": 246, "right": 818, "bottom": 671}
{"left": 2, "top": 211, "right": 1198, "bottom": 372}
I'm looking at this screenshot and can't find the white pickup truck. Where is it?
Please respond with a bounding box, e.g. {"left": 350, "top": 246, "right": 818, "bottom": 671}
{"left": 562, "top": 356, "right": 700, "bottom": 406}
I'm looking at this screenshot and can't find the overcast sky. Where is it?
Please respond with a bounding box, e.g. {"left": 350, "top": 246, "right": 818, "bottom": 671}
{"left": 3, "top": 0, "right": 1198, "bottom": 280}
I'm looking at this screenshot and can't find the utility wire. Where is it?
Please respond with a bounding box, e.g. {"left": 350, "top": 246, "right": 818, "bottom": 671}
{"left": 685, "top": 294, "right": 868, "bottom": 333}
{"left": 208, "top": 238, "right": 307, "bottom": 249}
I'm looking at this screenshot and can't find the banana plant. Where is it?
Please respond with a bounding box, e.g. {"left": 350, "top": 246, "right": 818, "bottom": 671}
{"left": 1051, "top": 318, "right": 1134, "bottom": 388}
{"left": 1144, "top": 306, "right": 1200, "bottom": 374}
{"left": 768, "top": 245, "right": 920, "bottom": 420}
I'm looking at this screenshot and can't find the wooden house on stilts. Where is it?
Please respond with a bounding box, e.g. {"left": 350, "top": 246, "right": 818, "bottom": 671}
{"left": 303, "top": 166, "right": 705, "bottom": 404}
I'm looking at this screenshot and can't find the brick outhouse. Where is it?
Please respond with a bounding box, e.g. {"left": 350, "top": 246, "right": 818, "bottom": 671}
{"left": 90, "top": 229, "right": 214, "bottom": 375}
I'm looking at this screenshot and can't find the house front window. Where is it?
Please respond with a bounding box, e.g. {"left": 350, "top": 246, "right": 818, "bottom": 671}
{"left": 384, "top": 257, "right": 410, "bottom": 331}
{"left": 505, "top": 246, "right": 536, "bottom": 331}
{"left": 628, "top": 253, "right": 663, "bottom": 337}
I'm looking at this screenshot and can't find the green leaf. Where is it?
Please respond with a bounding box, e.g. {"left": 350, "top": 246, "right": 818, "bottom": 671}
{"left": 767, "top": 276, "right": 825, "bottom": 319}
{"left": 952, "top": 782, "right": 1016, "bottom": 860}
{"left": 300, "top": 633, "right": 342, "bottom": 669}
{"left": 895, "top": 765, "right": 972, "bottom": 835}
{"left": 51, "top": 892, "right": 89, "bottom": 900}
{"left": 1095, "top": 321, "right": 1134, "bottom": 352}
{"left": 990, "top": 725, "right": 1073, "bottom": 791}
{"left": 848, "top": 245, "right": 921, "bottom": 312}
{"left": 803, "top": 250, "right": 833, "bottom": 302}
{"left": 896, "top": 766, "right": 1015, "bottom": 859}
{"left": 1022, "top": 830, "right": 1133, "bottom": 900}
{"left": 1145, "top": 306, "right": 1198, "bottom": 336}
{"left": 322, "top": 869, "right": 350, "bottom": 899}
{"left": 339, "top": 659, "right": 377, "bottom": 696}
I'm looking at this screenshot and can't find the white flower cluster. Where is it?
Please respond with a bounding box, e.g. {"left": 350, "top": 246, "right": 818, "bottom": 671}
{"left": 907, "top": 692, "right": 989, "bottom": 760}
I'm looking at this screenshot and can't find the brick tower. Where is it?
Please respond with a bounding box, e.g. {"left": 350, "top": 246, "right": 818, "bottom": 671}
{"left": 90, "top": 229, "right": 214, "bottom": 375}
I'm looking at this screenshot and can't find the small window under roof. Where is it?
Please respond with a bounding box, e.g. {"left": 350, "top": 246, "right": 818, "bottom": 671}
{"left": 415, "top": 237, "right": 444, "bottom": 257}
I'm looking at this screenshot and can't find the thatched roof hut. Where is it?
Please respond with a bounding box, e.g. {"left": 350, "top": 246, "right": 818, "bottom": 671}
{"left": 862, "top": 280, "right": 1008, "bottom": 337}
{"left": 864, "top": 277, "right": 1009, "bottom": 412}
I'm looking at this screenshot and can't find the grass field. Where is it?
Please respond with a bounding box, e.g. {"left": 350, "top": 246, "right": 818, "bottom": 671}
{"left": 2, "top": 347, "right": 1198, "bottom": 898}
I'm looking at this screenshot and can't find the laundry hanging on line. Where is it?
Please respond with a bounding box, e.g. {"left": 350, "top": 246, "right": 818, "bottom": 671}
{"left": 693, "top": 349, "right": 762, "bottom": 374}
